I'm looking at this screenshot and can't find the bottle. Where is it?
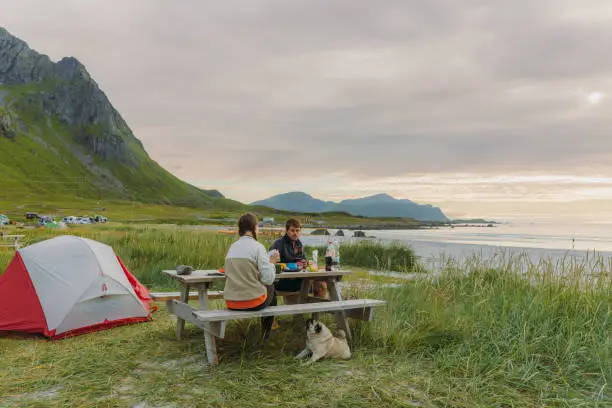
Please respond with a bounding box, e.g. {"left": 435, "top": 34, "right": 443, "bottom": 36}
{"left": 311, "top": 249, "right": 318, "bottom": 270}
{"left": 329, "top": 241, "right": 340, "bottom": 271}
{"left": 332, "top": 240, "right": 340, "bottom": 271}
{"left": 302, "top": 245, "right": 307, "bottom": 270}
{"left": 325, "top": 241, "right": 334, "bottom": 271}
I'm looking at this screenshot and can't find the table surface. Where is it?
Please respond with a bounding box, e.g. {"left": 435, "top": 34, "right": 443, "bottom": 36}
{"left": 162, "top": 269, "right": 351, "bottom": 284}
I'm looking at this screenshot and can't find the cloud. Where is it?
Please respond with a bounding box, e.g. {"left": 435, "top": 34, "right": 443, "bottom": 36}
{"left": 4, "top": 0, "right": 612, "bottom": 217}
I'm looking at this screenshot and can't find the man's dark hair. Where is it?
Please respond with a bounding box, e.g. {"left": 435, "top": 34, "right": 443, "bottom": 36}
{"left": 238, "top": 213, "right": 259, "bottom": 240}
{"left": 285, "top": 218, "right": 302, "bottom": 231}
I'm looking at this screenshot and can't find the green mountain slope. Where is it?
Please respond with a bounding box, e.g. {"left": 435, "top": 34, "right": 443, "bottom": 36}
{"left": 0, "top": 27, "right": 233, "bottom": 208}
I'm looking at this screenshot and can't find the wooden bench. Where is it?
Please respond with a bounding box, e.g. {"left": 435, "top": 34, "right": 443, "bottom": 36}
{"left": 150, "top": 291, "right": 223, "bottom": 302}
{"left": 167, "top": 298, "right": 386, "bottom": 365}
{"left": 0, "top": 235, "right": 24, "bottom": 250}
{"left": 150, "top": 291, "right": 298, "bottom": 302}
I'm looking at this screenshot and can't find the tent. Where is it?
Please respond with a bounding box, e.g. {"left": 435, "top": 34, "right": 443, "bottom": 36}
{"left": 0, "top": 235, "right": 150, "bottom": 339}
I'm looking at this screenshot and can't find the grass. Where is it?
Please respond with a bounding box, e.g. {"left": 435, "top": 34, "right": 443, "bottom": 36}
{"left": 0, "top": 225, "right": 611, "bottom": 407}
{"left": 0, "top": 225, "right": 421, "bottom": 289}
{"left": 1, "top": 225, "right": 236, "bottom": 290}
{"left": 311, "top": 240, "right": 422, "bottom": 273}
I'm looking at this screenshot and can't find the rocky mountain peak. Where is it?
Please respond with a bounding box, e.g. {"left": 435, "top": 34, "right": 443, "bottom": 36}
{"left": 55, "top": 56, "right": 91, "bottom": 81}
{"left": 0, "top": 28, "right": 55, "bottom": 84}
{"left": 0, "top": 27, "right": 141, "bottom": 165}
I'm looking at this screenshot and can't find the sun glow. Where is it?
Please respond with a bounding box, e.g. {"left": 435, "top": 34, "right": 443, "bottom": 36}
{"left": 587, "top": 92, "right": 604, "bottom": 104}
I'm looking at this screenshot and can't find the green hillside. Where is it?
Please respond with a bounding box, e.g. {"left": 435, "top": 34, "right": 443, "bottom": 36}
{"left": 0, "top": 82, "right": 233, "bottom": 207}
{"left": 0, "top": 27, "right": 233, "bottom": 209}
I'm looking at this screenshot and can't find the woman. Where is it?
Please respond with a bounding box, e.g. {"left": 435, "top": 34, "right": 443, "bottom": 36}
{"left": 223, "top": 213, "right": 280, "bottom": 338}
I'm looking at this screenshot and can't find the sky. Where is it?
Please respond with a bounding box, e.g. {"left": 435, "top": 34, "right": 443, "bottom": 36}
{"left": 3, "top": 0, "right": 612, "bottom": 221}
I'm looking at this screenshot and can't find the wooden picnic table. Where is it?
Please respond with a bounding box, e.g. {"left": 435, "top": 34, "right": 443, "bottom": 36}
{"left": 0, "top": 234, "right": 24, "bottom": 249}
{"left": 162, "top": 269, "right": 354, "bottom": 362}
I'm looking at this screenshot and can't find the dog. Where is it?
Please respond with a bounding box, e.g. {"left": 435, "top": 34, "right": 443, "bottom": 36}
{"left": 295, "top": 319, "right": 351, "bottom": 364}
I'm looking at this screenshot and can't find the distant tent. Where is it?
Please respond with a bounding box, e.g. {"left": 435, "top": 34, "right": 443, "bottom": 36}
{"left": 335, "top": 229, "right": 345, "bottom": 236}
{"left": 0, "top": 235, "right": 150, "bottom": 339}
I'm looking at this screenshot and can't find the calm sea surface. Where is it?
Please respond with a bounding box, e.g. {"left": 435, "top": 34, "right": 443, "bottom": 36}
{"left": 300, "top": 221, "right": 612, "bottom": 268}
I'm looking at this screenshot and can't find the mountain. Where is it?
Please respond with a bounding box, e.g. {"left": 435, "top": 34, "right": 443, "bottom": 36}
{"left": 0, "top": 27, "right": 230, "bottom": 208}
{"left": 337, "top": 193, "right": 448, "bottom": 221}
{"left": 252, "top": 192, "right": 336, "bottom": 213}
{"left": 252, "top": 192, "right": 449, "bottom": 221}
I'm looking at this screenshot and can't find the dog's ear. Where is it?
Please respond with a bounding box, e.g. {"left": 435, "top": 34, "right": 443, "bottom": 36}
{"left": 314, "top": 322, "right": 322, "bottom": 334}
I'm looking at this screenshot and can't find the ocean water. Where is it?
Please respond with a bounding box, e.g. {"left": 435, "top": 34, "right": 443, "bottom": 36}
{"left": 300, "top": 221, "right": 612, "bottom": 269}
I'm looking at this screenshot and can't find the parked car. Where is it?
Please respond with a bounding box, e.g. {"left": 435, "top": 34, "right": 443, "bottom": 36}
{"left": 26, "top": 212, "right": 40, "bottom": 220}
{"left": 94, "top": 215, "right": 108, "bottom": 223}
{"left": 62, "top": 216, "right": 78, "bottom": 224}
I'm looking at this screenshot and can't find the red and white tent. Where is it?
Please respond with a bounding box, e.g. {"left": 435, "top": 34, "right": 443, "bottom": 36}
{"left": 0, "top": 235, "right": 150, "bottom": 339}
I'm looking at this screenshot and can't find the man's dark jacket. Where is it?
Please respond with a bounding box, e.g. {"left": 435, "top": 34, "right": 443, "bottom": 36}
{"left": 270, "top": 234, "right": 305, "bottom": 263}
{"left": 269, "top": 234, "right": 304, "bottom": 292}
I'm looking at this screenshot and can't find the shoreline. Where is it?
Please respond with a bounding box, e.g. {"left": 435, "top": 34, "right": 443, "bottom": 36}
{"left": 307, "top": 222, "right": 496, "bottom": 231}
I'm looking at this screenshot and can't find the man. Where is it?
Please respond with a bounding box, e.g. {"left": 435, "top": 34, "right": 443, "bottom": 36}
{"left": 269, "top": 218, "right": 306, "bottom": 295}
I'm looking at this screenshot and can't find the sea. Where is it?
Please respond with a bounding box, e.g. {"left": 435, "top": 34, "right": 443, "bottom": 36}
{"left": 299, "top": 221, "right": 612, "bottom": 272}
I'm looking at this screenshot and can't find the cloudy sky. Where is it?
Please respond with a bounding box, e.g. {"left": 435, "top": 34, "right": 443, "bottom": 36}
{"left": 4, "top": 0, "right": 612, "bottom": 221}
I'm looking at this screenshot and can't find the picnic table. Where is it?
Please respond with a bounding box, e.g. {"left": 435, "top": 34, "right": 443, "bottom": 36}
{"left": 0, "top": 235, "right": 24, "bottom": 249}
{"left": 161, "top": 269, "right": 385, "bottom": 365}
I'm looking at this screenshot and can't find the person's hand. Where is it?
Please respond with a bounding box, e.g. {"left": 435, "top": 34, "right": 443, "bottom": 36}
{"left": 269, "top": 249, "right": 280, "bottom": 264}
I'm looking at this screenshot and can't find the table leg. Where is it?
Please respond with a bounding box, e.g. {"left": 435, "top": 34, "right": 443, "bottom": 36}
{"left": 175, "top": 284, "right": 190, "bottom": 340}
{"left": 327, "top": 278, "right": 351, "bottom": 340}
{"left": 298, "top": 279, "right": 311, "bottom": 303}
{"left": 199, "top": 283, "right": 218, "bottom": 365}
{"left": 310, "top": 279, "right": 324, "bottom": 320}
{"left": 287, "top": 279, "right": 311, "bottom": 324}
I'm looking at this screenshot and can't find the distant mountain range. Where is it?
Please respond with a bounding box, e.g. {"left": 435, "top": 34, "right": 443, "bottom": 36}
{"left": 252, "top": 192, "right": 449, "bottom": 222}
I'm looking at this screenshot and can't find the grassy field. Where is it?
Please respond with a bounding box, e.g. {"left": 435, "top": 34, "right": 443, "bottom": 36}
{"left": 0, "top": 196, "right": 429, "bottom": 230}
{"left": 1, "top": 225, "right": 611, "bottom": 407}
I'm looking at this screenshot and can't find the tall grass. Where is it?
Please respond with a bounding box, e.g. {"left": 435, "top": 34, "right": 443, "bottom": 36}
{"left": 0, "top": 250, "right": 12, "bottom": 270}
{"left": 310, "top": 240, "right": 420, "bottom": 272}
{"left": 1, "top": 225, "right": 611, "bottom": 406}
{"left": 1, "top": 226, "right": 238, "bottom": 288}
{"left": 348, "top": 254, "right": 612, "bottom": 406}
{"left": 1, "top": 226, "right": 422, "bottom": 288}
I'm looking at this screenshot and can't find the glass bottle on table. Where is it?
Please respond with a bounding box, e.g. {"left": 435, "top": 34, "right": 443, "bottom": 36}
{"left": 325, "top": 241, "right": 334, "bottom": 271}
